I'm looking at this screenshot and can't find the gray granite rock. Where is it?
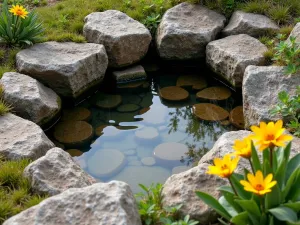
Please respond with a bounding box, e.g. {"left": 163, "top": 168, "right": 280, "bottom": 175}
{"left": 222, "top": 11, "right": 279, "bottom": 37}
{"left": 243, "top": 66, "right": 300, "bottom": 128}
{"left": 156, "top": 2, "right": 226, "bottom": 60}
{"left": 83, "top": 10, "right": 151, "bottom": 67}
{"left": 287, "top": 22, "right": 300, "bottom": 43}
{"left": 16, "top": 42, "right": 108, "bottom": 98}
{"left": 112, "top": 65, "right": 147, "bottom": 83}
{"left": 0, "top": 113, "right": 54, "bottom": 160}
{"left": 162, "top": 163, "right": 228, "bottom": 224}
{"left": 0, "top": 72, "right": 61, "bottom": 125}
{"left": 206, "top": 34, "right": 267, "bottom": 87}
{"left": 3, "top": 181, "right": 142, "bottom": 225}
{"left": 24, "top": 148, "right": 96, "bottom": 196}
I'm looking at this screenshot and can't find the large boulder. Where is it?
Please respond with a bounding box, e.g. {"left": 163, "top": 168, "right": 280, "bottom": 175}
{"left": 24, "top": 148, "right": 96, "bottom": 196}
{"left": 83, "top": 10, "right": 151, "bottom": 68}
{"left": 156, "top": 3, "right": 226, "bottom": 60}
{"left": 288, "top": 22, "right": 300, "bottom": 43}
{"left": 16, "top": 42, "right": 108, "bottom": 98}
{"left": 222, "top": 11, "right": 279, "bottom": 37}
{"left": 0, "top": 72, "right": 61, "bottom": 125}
{"left": 243, "top": 66, "right": 300, "bottom": 128}
{"left": 0, "top": 113, "right": 54, "bottom": 160}
{"left": 206, "top": 34, "right": 267, "bottom": 88}
{"left": 3, "top": 181, "right": 142, "bottom": 225}
{"left": 162, "top": 163, "right": 228, "bottom": 224}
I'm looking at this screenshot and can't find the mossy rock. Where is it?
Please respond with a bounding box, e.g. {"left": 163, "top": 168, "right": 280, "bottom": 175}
{"left": 176, "top": 75, "right": 207, "bottom": 91}
{"left": 66, "top": 149, "right": 83, "bottom": 157}
{"left": 61, "top": 107, "right": 91, "bottom": 122}
{"left": 196, "top": 86, "right": 231, "bottom": 101}
{"left": 159, "top": 86, "right": 189, "bottom": 101}
{"left": 117, "top": 104, "right": 140, "bottom": 113}
{"left": 91, "top": 93, "right": 122, "bottom": 109}
{"left": 54, "top": 121, "right": 94, "bottom": 147}
{"left": 139, "top": 107, "right": 150, "bottom": 115}
{"left": 230, "top": 106, "right": 245, "bottom": 129}
{"left": 95, "top": 124, "right": 108, "bottom": 136}
{"left": 193, "top": 103, "right": 229, "bottom": 121}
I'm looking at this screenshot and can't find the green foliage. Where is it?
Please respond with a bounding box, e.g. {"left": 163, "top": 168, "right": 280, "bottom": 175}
{"left": 142, "top": 13, "right": 161, "bottom": 37}
{"left": 136, "top": 183, "right": 199, "bottom": 225}
{"left": 0, "top": 84, "right": 11, "bottom": 116}
{"left": 196, "top": 141, "right": 300, "bottom": 225}
{"left": 268, "top": 5, "right": 290, "bottom": 24}
{"left": 0, "top": 0, "right": 44, "bottom": 46}
{"left": 0, "top": 157, "right": 48, "bottom": 224}
{"left": 272, "top": 36, "right": 300, "bottom": 75}
{"left": 270, "top": 87, "right": 300, "bottom": 137}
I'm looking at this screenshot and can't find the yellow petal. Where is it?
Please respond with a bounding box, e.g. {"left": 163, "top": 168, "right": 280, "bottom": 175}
{"left": 275, "top": 128, "right": 285, "bottom": 139}
{"left": 265, "top": 181, "right": 277, "bottom": 189}
{"left": 256, "top": 171, "right": 264, "bottom": 184}
{"left": 259, "top": 189, "right": 272, "bottom": 195}
{"left": 247, "top": 173, "right": 257, "bottom": 186}
{"left": 213, "top": 158, "right": 222, "bottom": 167}
{"left": 264, "top": 173, "right": 273, "bottom": 187}
{"left": 240, "top": 180, "right": 253, "bottom": 189}
{"left": 274, "top": 120, "right": 283, "bottom": 130}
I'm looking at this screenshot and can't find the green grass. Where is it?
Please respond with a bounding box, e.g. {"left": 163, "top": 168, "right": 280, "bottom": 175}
{"left": 0, "top": 157, "right": 48, "bottom": 224}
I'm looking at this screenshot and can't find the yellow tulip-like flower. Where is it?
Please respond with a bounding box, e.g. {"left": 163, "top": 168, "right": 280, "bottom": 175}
{"left": 233, "top": 137, "right": 252, "bottom": 158}
{"left": 9, "top": 5, "right": 29, "bottom": 19}
{"left": 250, "top": 120, "right": 293, "bottom": 151}
{"left": 207, "top": 154, "right": 239, "bottom": 178}
{"left": 240, "top": 170, "right": 277, "bottom": 196}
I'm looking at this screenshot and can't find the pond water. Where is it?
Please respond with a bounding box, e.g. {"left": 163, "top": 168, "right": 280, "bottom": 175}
{"left": 46, "top": 64, "right": 242, "bottom": 193}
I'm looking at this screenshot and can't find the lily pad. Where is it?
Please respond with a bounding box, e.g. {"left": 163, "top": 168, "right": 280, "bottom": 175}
{"left": 193, "top": 103, "right": 229, "bottom": 121}
{"left": 54, "top": 121, "right": 94, "bottom": 147}
{"left": 117, "top": 104, "right": 140, "bottom": 113}
{"left": 66, "top": 149, "right": 83, "bottom": 157}
{"left": 159, "top": 86, "right": 189, "bottom": 101}
{"left": 61, "top": 107, "right": 91, "bottom": 122}
{"left": 196, "top": 86, "right": 231, "bottom": 101}
{"left": 230, "top": 106, "right": 245, "bottom": 129}
{"left": 92, "top": 93, "right": 122, "bottom": 109}
{"left": 154, "top": 142, "right": 188, "bottom": 161}
{"left": 176, "top": 75, "right": 207, "bottom": 91}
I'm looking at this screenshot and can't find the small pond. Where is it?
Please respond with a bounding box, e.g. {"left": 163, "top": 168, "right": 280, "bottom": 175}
{"left": 46, "top": 63, "right": 242, "bottom": 193}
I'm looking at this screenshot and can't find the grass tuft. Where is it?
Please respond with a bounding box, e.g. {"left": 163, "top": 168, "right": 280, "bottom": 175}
{"left": 268, "top": 5, "right": 290, "bottom": 24}
{"left": 240, "top": 0, "right": 271, "bottom": 14}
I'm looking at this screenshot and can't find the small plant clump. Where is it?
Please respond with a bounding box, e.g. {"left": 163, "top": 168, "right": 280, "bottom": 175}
{"left": 0, "top": 156, "right": 48, "bottom": 224}
{"left": 0, "top": 85, "right": 11, "bottom": 116}
{"left": 136, "top": 183, "right": 199, "bottom": 225}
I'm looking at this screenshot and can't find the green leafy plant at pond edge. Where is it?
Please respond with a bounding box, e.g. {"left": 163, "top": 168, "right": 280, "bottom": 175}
{"left": 195, "top": 121, "right": 300, "bottom": 225}
{"left": 270, "top": 87, "right": 300, "bottom": 137}
{"left": 0, "top": 0, "right": 44, "bottom": 46}
{"left": 0, "top": 84, "right": 11, "bottom": 116}
{"left": 136, "top": 183, "right": 199, "bottom": 225}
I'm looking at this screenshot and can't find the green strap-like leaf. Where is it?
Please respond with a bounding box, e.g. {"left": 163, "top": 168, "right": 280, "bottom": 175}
{"left": 282, "top": 202, "right": 300, "bottom": 213}
{"left": 285, "top": 153, "right": 300, "bottom": 183}
{"left": 251, "top": 141, "right": 262, "bottom": 172}
{"left": 219, "top": 196, "right": 238, "bottom": 217}
{"left": 265, "top": 183, "right": 282, "bottom": 210}
{"left": 230, "top": 174, "right": 252, "bottom": 200}
{"left": 269, "top": 206, "right": 298, "bottom": 223}
{"left": 230, "top": 212, "right": 249, "bottom": 225}
{"left": 235, "top": 199, "right": 261, "bottom": 225}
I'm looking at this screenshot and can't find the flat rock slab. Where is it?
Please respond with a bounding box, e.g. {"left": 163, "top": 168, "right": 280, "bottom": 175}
{"left": 61, "top": 107, "right": 91, "bottom": 122}
{"left": 113, "top": 65, "right": 147, "bottom": 83}
{"left": 88, "top": 149, "right": 126, "bottom": 178}
{"left": 193, "top": 103, "right": 229, "bottom": 121}
{"left": 16, "top": 42, "right": 108, "bottom": 98}
{"left": 0, "top": 113, "right": 54, "bottom": 160}
{"left": 84, "top": 10, "right": 151, "bottom": 67}
{"left": 24, "top": 148, "right": 96, "bottom": 196}
{"left": 162, "top": 163, "right": 228, "bottom": 224}
{"left": 117, "top": 103, "right": 140, "bottom": 112}
{"left": 154, "top": 142, "right": 188, "bottom": 161}
{"left": 3, "top": 181, "right": 142, "bottom": 225}
{"left": 156, "top": 2, "right": 226, "bottom": 60}
{"left": 196, "top": 86, "right": 231, "bottom": 101}
{"left": 159, "top": 86, "right": 189, "bottom": 101}
{"left": 135, "top": 127, "right": 159, "bottom": 141}
{"left": 141, "top": 157, "right": 156, "bottom": 166}
{"left": 0, "top": 72, "right": 61, "bottom": 125}
{"left": 206, "top": 34, "right": 267, "bottom": 88}
{"left": 243, "top": 66, "right": 300, "bottom": 128}
{"left": 229, "top": 106, "right": 244, "bottom": 129}
{"left": 222, "top": 11, "right": 279, "bottom": 37}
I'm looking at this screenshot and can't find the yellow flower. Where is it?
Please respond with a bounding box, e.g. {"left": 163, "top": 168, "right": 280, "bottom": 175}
{"left": 250, "top": 120, "right": 293, "bottom": 151}
{"left": 233, "top": 137, "right": 252, "bottom": 158}
{"left": 207, "top": 154, "right": 239, "bottom": 178}
{"left": 9, "top": 5, "right": 29, "bottom": 19}
{"left": 240, "top": 170, "right": 277, "bottom": 196}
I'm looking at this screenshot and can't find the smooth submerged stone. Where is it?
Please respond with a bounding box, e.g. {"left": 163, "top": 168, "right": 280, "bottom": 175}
{"left": 61, "top": 107, "right": 91, "bottom": 122}
{"left": 87, "top": 149, "right": 126, "bottom": 178}
{"left": 176, "top": 75, "right": 207, "bottom": 91}
{"left": 95, "top": 124, "right": 108, "bottom": 136}
{"left": 196, "top": 86, "right": 231, "bottom": 101}
{"left": 122, "top": 94, "right": 142, "bottom": 105}
{"left": 156, "top": 2, "right": 226, "bottom": 60}
{"left": 0, "top": 113, "right": 54, "bottom": 160}
{"left": 101, "top": 126, "right": 122, "bottom": 138}
{"left": 0, "top": 72, "right": 61, "bottom": 125}
{"left": 112, "top": 166, "right": 171, "bottom": 193}
{"left": 139, "top": 107, "right": 150, "bottom": 115}
{"left": 161, "top": 131, "right": 187, "bottom": 143}
{"left": 141, "top": 157, "right": 156, "bottom": 166}
{"left": 154, "top": 142, "right": 188, "bottom": 161}
{"left": 117, "top": 104, "right": 140, "bottom": 113}
{"left": 65, "top": 149, "right": 83, "bottom": 157}
{"left": 139, "top": 92, "right": 153, "bottom": 108}
{"left": 54, "top": 121, "right": 94, "bottom": 147}
{"left": 159, "top": 86, "right": 189, "bottom": 101}
{"left": 135, "top": 127, "right": 159, "bottom": 141}
{"left": 84, "top": 10, "right": 151, "bottom": 67}
{"left": 118, "top": 81, "right": 144, "bottom": 89}
{"left": 92, "top": 93, "right": 122, "bottom": 109}
{"left": 229, "top": 106, "right": 245, "bottom": 129}
{"left": 193, "top": 103, "right": 229, "bottom": 121}
{"left": 124, "top": 149, "right": 137, "bottom": 156}
{"left": 112, "top": 65, "right": 147, "bottom": 83}
{"left": 16, "top": 42, "right": 108, "bottom": 98}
